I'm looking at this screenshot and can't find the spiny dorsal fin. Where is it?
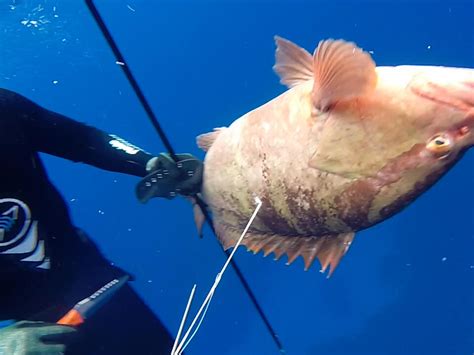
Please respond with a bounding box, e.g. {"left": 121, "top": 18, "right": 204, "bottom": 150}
{"left": 196, "top": 127, "right": 226, "bottom": 152}
{"left": 312, "top": 39, "right": 377, "bottom": 111}
{"left": 273, "top": 35, "right": 314, "bottom": 88}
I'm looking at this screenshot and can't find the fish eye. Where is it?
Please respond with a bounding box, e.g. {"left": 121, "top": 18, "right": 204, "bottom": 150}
{"left": 426, "top": 134, "right": 453, "bottom": 158}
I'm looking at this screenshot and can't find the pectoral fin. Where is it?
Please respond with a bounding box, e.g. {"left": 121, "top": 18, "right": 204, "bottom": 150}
{"left": 312, "top": 39, "right": 377, "bottom": 110}
{"left": 308, "top": 112, "right": 373, "bottom": 179}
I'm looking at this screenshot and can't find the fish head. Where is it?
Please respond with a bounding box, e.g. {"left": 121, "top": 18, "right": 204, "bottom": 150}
{"left": 405, "top": 66, "right": 474, "bottom": 153}
{"left": 273, "top": 37, "right": 473, "bottom": 181}
{"left": 312, "top": 65, "right": 474, "bottom": 176}
{"left": 370, "top": 65, "right": 474, "bottom": 221}
{"left": 376, "top": 65, "right": 474, "bottom": 173}
{"left": 309, "top": 65, "right": 474, "bottom": 223}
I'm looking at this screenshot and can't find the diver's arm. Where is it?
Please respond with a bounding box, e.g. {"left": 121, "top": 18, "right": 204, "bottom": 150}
{"left": 0, "top": 88, "right": 203, "bottom": 197}
{"left": 0, "top": 88, "right": 152, "bottom": 176}
{"left": 29, "top": 107, "right": 154, "bottom": 177}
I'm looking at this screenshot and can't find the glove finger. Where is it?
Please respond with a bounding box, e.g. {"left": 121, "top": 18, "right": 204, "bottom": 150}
{"left": 136, "top": 171, "right": 178, "bottom": 202}
{"left": 159, "top": 152, "right": 175, "bottom": 163}
{"left": 36, "top": 324, "right": 77, "bottom": 338}
{"left": 160, "top": 153, "right": 201, "bottom": 172}
{"left": 175, "top": 158, "right": 202, "bottom": 176}
{"left": 40, "top": 327, "right": 78, "bottom": 345}
{"left": 175, "top": 159, "right": 203, "bottom": 195}
{"left": 163, "top": 153, "right": 196, "bottom": 162}
{"left": 175, "top": 153, "right": 196, "bottom": 161}
{"left": 36, "top": 343, "right": 68, "bottom": 355}
{"left": 15, "top": 320, "right": 51, "bottom": 328}
{"left": 158, "top": 153, "right": 179, "bottom": 170}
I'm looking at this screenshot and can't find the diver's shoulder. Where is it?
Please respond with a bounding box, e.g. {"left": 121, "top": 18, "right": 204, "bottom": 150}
{"left": 0, "top": 88, "right": 36, "bottom": 118}
{"left": 0, "top": 88, "right": 28, "bottom": 102}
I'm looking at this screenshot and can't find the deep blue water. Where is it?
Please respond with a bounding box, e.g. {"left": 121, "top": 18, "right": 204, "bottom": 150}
{"left": 1, "top": 0, "right": 473, "bottom": 354}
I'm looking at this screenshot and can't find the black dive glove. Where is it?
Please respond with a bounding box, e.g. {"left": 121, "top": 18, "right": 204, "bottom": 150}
{"left": 0, "top": 321, "right": 78, "bottom": 355}
{"left": 136, "top": 153, "right": 203, "bottom": 203}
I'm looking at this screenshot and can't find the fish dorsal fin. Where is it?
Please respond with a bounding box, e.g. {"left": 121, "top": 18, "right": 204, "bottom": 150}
{"left": 196, "top": 127, "right": 226, "bottom": 152}
{"left": 273, "top": 35, "right": 314, "bottom": 88}
{"left": 312, "top": 39, "right": 377, "bottom": 110}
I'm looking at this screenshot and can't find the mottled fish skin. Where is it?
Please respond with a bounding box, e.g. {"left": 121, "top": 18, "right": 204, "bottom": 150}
{"left": 198, "top": 38, "right": 474, "bottom": 273}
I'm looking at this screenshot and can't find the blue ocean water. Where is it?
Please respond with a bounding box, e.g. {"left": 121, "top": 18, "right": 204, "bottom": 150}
{"left": 1, "top": 0, "right": 473, "bottom": 354}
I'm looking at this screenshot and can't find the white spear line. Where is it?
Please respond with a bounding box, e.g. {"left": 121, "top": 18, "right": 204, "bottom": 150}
{"left": 172, "top": 196, "right": 263, "bottom": 355}
{"left": 171, "top": 284, "right": 196, "bottom": 355}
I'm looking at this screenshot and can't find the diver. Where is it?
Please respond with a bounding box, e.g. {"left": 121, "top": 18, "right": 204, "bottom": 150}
{"left": 0, "top": 88, "right": 202, "bottom": 354}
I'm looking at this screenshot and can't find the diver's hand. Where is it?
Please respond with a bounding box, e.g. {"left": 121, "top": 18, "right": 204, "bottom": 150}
{"left": 0, "top": 320, "right": 78, "bottom": 355}
{"left": 136, "top": 153, "right": 203, "bottom": 202}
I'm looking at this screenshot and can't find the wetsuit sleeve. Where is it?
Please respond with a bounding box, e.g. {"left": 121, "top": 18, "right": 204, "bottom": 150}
{"left": 1, "top": 89, "right": 153, "bottom": 177}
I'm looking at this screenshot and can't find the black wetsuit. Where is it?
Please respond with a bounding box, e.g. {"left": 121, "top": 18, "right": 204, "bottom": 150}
{"left": 0, "top": 88, "right": 174, "bottom": 354}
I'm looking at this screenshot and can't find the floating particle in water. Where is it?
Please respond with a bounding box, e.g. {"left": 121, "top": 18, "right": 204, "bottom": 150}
{"left": 127, "top": 4, "right": 136, "bottom": 12}
{"left": 32, "top": 4, "right": 44, "bottom": 12}
{"left": 16, "top": 3, "right": 62, "bottom": 35}
{"left": 441, "top": 257, "right": 447, "bottom": 262}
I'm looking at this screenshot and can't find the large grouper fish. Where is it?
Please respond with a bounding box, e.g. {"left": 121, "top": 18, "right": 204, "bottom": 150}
{"left": 193, "top": 35, "right": 474, "bottom": 277}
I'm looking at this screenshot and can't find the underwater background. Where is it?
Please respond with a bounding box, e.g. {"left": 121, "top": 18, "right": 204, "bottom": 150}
{"left": 1, "top": 0, "right": 473, "bottom": 354}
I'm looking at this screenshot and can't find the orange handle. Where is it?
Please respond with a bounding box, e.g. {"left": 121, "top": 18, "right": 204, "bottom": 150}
{"left": 57, "top": 309, "right": 84, "bottom": 326}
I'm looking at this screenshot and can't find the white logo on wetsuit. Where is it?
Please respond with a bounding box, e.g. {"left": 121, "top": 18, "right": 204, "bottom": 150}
{"left": 109, "top": 134, "right": 145, "bottom": 155}
{"left": 0, "top": 198, "right": 50, "bottom": 269}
